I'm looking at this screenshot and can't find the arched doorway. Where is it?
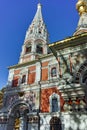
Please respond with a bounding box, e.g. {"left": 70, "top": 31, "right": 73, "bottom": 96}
{"left": 7, "top": 103, "right": 29, "bottom": 130}
{"left": 50, "top": 117, "right": 62, "bottom": 130}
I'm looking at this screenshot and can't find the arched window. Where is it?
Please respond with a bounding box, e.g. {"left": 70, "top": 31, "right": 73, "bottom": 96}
{"left": 50, "top": 93, "right": 60, "bottom": 112}
{"left": 21, "top": 75, "right": 26, "bottom": 84}
{"left": 25, "top": 46, "right": 31, "bottom": 54}
{"left": 36, "top": 45, "right": 43, "bottom": 54}
{"left": 75, "top": 61, "right": 87, "bottom": 84}
{"left": 52, "top": 97, "right": 58, "bottom": 112}
{"left": 51, "top": 67, "right": 57, "bottom": 77}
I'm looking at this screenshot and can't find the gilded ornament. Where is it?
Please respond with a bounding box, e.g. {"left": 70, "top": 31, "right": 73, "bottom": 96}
{"left": 76, "top": 0, "right": 87, "bottom": 15}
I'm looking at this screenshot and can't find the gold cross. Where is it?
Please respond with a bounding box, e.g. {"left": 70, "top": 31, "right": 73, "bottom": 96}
{"left": 38, "top": 0, "right": 41, "bottom": 3}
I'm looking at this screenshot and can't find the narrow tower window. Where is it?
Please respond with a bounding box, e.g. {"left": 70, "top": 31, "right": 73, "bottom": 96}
{"left": 36, "top": 45, "right": 43, "bottom": 54}
{"left": 39, "top": 29, "right": 41, "bottom": 34}
{"left": 25, "top": 46, "right": 31, "bottom": 54}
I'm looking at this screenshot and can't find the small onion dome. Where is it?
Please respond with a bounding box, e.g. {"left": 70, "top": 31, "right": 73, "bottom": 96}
{"left": 76, "top": 0, "right": 87, "bottom": 15}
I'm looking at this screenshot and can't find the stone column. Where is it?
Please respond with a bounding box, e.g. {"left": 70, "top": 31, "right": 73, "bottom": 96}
{"left": 7, "top": 116, "right": 14, "bottom": 130}
{"left": 19, "top": 115, "right": 27, "bottom": 130}
{"left": 19, "top": 116, "right": 25, "bottom": 130}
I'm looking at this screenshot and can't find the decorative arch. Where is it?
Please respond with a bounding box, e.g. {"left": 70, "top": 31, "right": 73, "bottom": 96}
{"left": 49, "top": 93, "right": 60, "bottom": 112}
{"left": 50, "top": 117, "right": 62, "bottom": 130}
{"left": 35, "top": 39, "right": 45, "bottom": 44}
{"left": 7, "top": 100, "right": 29, "bottom": 116}
{"left": 7, "top": 102, "right": 29, "bottom": 130}
{"left": 74, "top": 60, "right": 87, "bottom": 85}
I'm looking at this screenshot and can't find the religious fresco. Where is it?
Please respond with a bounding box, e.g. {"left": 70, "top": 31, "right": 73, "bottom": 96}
{"left": 4, "top": 91, "right": 39, "bottom": 112}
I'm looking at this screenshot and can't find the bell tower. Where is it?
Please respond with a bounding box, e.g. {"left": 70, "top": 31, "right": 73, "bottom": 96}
{"left": 19, "top": 3, "right": 49, "bottom": 63}
{"left": 74, "top": 0, "right": 87, "bottom": 35}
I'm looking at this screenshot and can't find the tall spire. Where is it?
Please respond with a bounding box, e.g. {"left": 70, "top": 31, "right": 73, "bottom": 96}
{"left": 24, "top": 2, "right": 48, "bottom": 42}
{"left": 32, "top": 3, "right": 43, "bottom": 23}
{"left": 74, "top": 0, "right": 87, "bottom": 35}
{"left": 19, "top": 3, "right": 49, "bottom": 63}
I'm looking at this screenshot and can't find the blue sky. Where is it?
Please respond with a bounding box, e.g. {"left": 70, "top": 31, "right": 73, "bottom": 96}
{"left": 0, "top": 0, "right": 79, "bottom": 89}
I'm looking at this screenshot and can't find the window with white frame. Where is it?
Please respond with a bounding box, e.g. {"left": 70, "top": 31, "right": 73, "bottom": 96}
{"left": 49, "top": 93, "right": 60, "bottom": 112}
{"left": 48, "top": 63, "right": 59, "bottom": 80}
{"left": 21, "top": 75, "right": 26, "bottom": 84}
{"left": 18, "top": 68, "right": 28, "bottom": 85}
{"left": 52, "top": 98, "right": 58, "bottom": 112}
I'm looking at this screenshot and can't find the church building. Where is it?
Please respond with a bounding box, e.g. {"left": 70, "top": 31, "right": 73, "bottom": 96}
{"left": 0, "top": 0, "right": 87, "bottom": 130}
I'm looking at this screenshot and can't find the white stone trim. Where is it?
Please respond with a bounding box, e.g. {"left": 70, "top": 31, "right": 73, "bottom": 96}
{"left": 35, "top": 62, "right": 41, "bottom": 83}
{"left": 18, "top": 68, "right": 28, "bottom": 86}
{"left": 57, "top": 43, "right": 87, "bottom": 56}
{"left": 48, "top": 60, "right": 59, "bottom": 80}
{"left": 7, "top": 69, "right": 14, "bottom": 87}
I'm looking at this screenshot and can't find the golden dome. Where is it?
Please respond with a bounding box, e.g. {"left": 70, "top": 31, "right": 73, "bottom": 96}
{"left": 76, "top": 0, "right": 87, "bottom": 15}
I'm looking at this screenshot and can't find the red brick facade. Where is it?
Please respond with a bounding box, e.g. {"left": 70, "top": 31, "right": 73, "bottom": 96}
{"left": 41, "top": 87, "right": 64, "bottom": 112}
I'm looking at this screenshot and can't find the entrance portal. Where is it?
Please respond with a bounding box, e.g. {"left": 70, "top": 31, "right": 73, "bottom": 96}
{"left": 50, "top": 117, "right": 62, "bottom": 130}
{"left": 7, "top": 103, "right": 29, "bottom": 130}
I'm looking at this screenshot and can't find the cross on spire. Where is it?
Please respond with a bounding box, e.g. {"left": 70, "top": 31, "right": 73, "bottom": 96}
{"left": 38, "top": 0, "right": 41, "bottom": 4}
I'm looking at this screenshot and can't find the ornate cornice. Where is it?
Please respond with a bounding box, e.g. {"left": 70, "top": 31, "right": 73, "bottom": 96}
{"left": 49, "top": 33, "right": 87, "bottom": 50}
